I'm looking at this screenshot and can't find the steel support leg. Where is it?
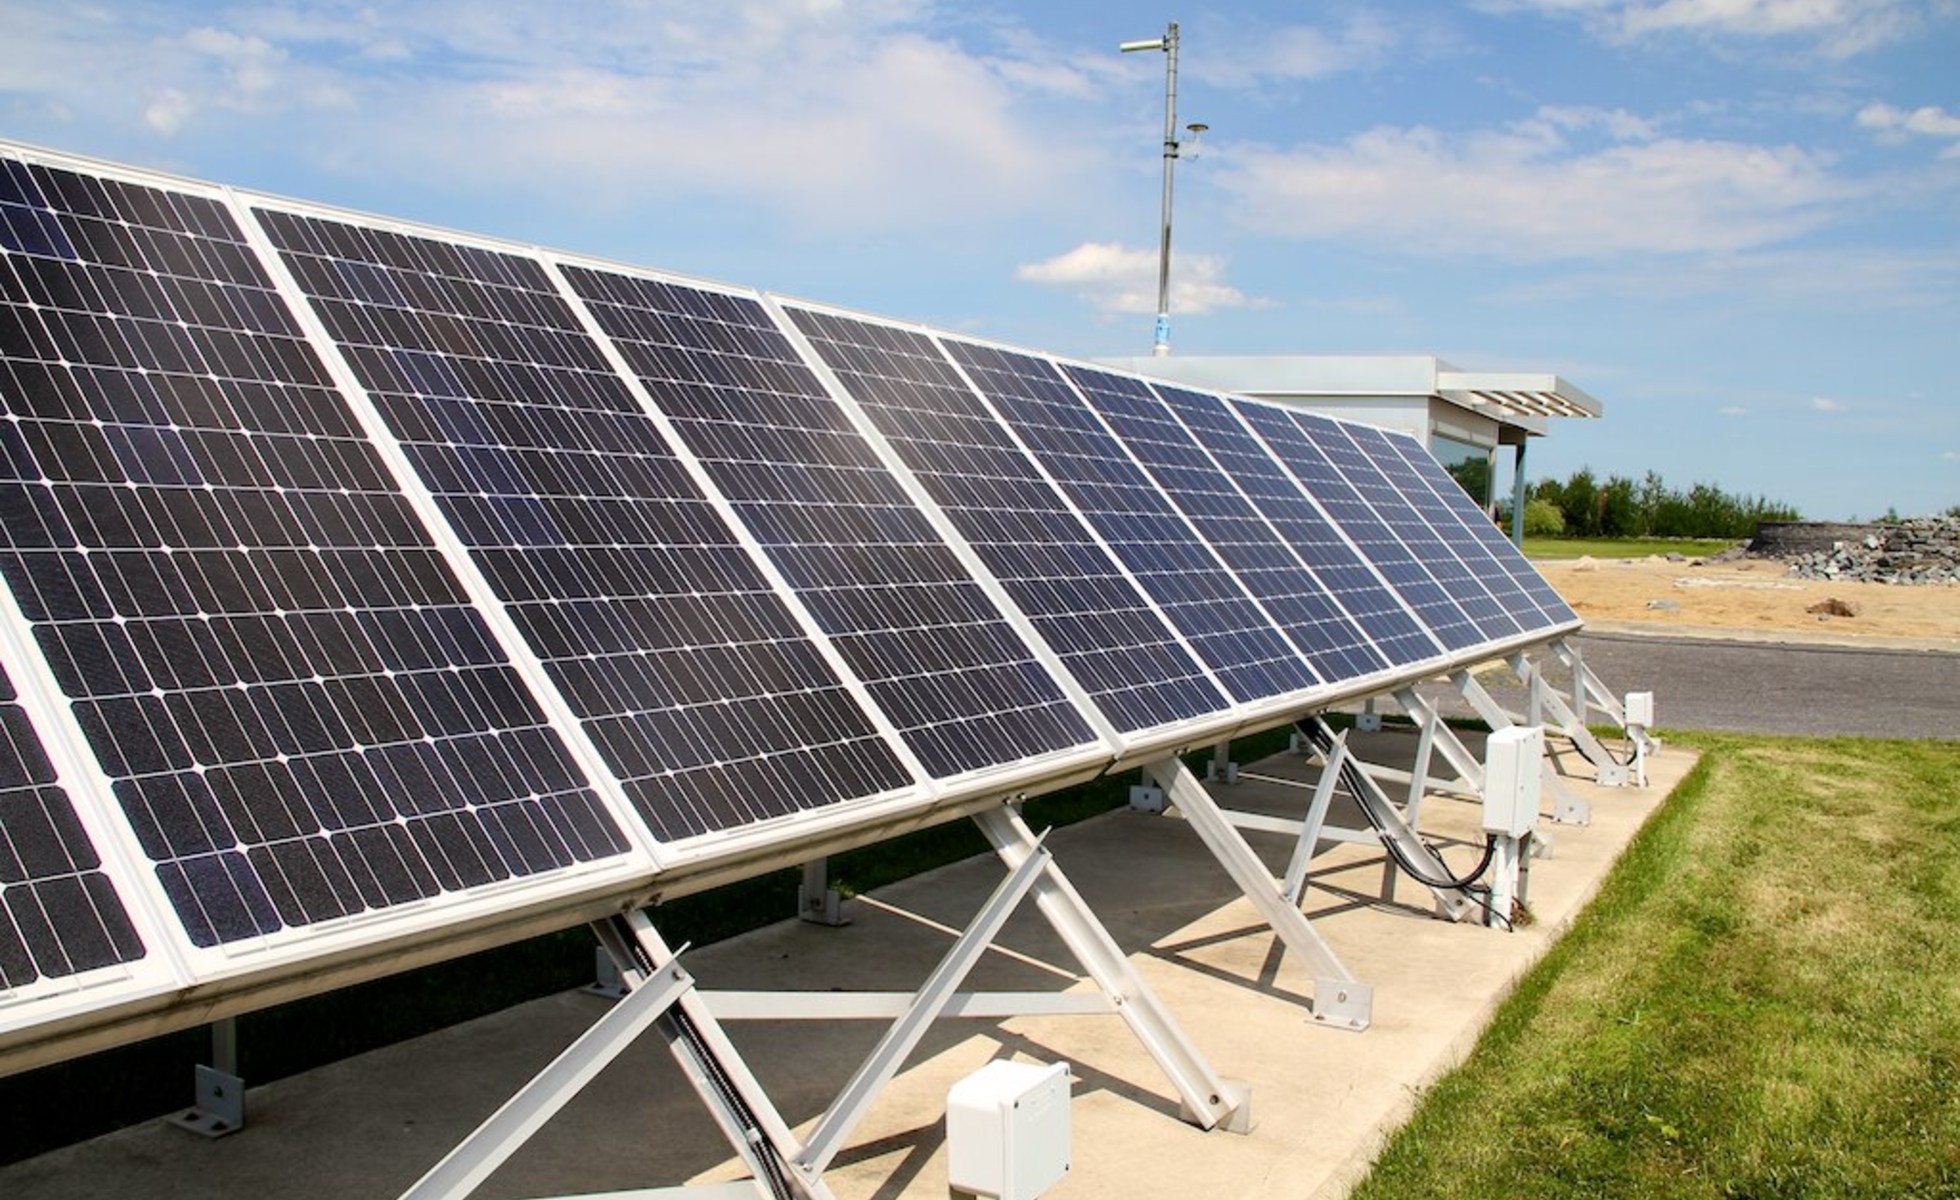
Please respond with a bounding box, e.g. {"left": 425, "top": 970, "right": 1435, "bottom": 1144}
{"left": 972, "top": 805, "right": 1250, "bottom": 1132}
{"left": 1145, "top": 757, "right": 1372, "bottom": 1030}
{"left": 1508, "top": 651, "right": 1627, "bottom": 786}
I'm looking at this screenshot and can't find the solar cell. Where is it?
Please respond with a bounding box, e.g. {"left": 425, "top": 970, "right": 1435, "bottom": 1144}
{"left": 255, "top": 212, "right": 917, "bottom": 842}
{"left": 1232, "top": 402, "right": 1488, "bottom": 653}
{"left": 945, "top": 343, "right": 1320, "bottom": 705}
{"left": 1368, "top": 430, "right": 1579, "bottom": 626}
{"left": 1310, "top": 418, "right": 1524, "bottom": 642}
{"left": 0, "top": 156, "right": 627, "bottom": 949}
{"left": 1059, "top": 366, "right": 1388, "bottom": 684}
{"left": 0, "top": 665, "right": 143, "bottom": 990}
{"left": 780, "top": 306, "right": 1229, "bottom": 735}
{"left": 561, "top": 270, "right": 1096, "bottom": 780}
{"left": 1144, "top": 382, "right": 1442, "bottom": 669}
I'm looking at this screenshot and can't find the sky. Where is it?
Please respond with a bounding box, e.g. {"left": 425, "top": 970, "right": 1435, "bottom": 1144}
{"left": 1, "top": 0, "right": 1956, "bottom": 520}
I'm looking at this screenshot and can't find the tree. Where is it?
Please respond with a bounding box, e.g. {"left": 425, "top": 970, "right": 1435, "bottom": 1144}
{"left": 1523, "top": 497, "right": 1566, "bottom": 537}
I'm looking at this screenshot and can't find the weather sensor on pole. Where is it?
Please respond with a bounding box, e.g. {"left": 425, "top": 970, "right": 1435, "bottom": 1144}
{"left": 1120, "top": 22, "right": 1205, "bottom": 357}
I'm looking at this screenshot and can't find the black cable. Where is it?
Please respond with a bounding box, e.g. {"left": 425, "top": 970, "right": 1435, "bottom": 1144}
{"left": 1302, "top": 721, "right": 1496, "bottom": 891}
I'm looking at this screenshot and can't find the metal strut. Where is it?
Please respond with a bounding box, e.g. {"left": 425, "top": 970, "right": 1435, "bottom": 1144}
{"left": 1506, "top": 650, "right": 1628, "bottom": 786}
{"left": 400, "top": 802, "right": 1252, "bottom": 1200}
{"left": 1145, "top": 756, "right": 1373, "bottom": 1030}
{"left": 1298, "top": 718, "right": 1477, "bottom": 923}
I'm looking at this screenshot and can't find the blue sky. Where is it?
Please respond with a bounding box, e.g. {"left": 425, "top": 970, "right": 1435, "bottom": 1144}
{"left": 2, "top": 0, "right": 1955, "bottom": 519}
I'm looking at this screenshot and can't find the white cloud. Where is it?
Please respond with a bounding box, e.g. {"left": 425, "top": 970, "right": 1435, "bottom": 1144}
{"left": 1720, "top": 405, "right": 1749, "bottom": 415}
{"left": 1493, "top": 0, "right": 1930, "bottom": 56}
{"left": 0, "top": 0, "right": 1109, "bottom": 232}
{"left": 1810, "top": 395, "right": 1846, "bottom": 411}
{"left": 1016, "top": 242, "right": 1261, "bottom": 315}
{"left": 1212, "top": 108, "right": 1853, "bottom": 261}
{"left": 1859, "top": 103, "right": 1960, "bottom": 158}
{"left": 1942, "top": 450, "right": 1960, "bottom": 462}
{"left": 1184, "top": 12, "right": 1457, "bottom": 87}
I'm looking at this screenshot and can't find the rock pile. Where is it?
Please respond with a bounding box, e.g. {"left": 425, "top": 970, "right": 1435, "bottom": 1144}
{"left": 1782, "top": 518, "right": 1960, "bottom": 585}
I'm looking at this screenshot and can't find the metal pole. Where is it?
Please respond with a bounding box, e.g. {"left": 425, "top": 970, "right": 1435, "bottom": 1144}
{"left": 1155, "top": 22, "right": 1179, "bottom": 357}
{"left": 1510, "top": 440, "right": 1528, "bottom": 546}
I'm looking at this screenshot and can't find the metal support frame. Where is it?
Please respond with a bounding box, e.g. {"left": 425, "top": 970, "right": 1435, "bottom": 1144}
{"left": 1145, "top": 757, "right": 1372, "bottom": 1030}
{"left": 1506, "top": 650, "right": 1628, "bottom": 787}
{"left": 1295, "top": 719, "right": 1477, "bottom": 924}
{"left": 167, "top": 1016, "right": 245, "bottom": 1138}
{"left": 400, "top": 803, "right": 1248, "bottom": 1200}
{"left": 1448, "top": 670, "right": 1593, "bottom": 826}
{"left": 797, "top": 857, "right": 850, "bottom": 927}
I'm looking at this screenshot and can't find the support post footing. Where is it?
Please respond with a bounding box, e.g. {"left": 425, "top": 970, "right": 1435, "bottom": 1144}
{"left": 1311, "top": 978, "right": 1373, "bottom": 1032}
{"left": 167, "top": 1065, "right": 245, "bottom": 1139}
{"left": 1181, "top": 1078, "right": 1255, "bottom": 1135}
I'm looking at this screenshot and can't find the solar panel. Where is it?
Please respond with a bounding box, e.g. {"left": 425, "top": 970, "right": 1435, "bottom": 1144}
{"left": 1231, "top": 403, "right": 1488, "bottom": 653}
{"left": 560, "top": 269, "right": 1097, "bottom": 781}
{"left": 253, "top": 209, "right": 917, "bottom": 843}
{"left": 0, "top": 156, "right": 629, "bottom": 951}
{"left": 1309, "top": 418, "right": 1524, "bottom": 642}
{"left": 1142, "top": 382, "right": 1443, "bottom": 669}
{"left": 942, "top": 342, "right": 1319, "bottom": 705}
{"left": 1365, "top": 429, "right": 1579, "bottom": 627}
{"left": 0, "top": 662, "right": 142, "bottom": 990}
{"left": 1337, "top": 423, "right": 1554, "bottom": 633}
{"left": 779, "top": 306, "right": 1230, "bottom": 735}
{"left": 1058, "top": 365, "right": 1388, "bottom": 685}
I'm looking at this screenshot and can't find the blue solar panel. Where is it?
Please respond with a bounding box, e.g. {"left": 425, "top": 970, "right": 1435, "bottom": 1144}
{"left": 0, "top": 160, "right": 628, "bottom": 949}
{"left": 258, "top": 212, "right": 917, "bottom": 842}
{"left": 1366, "top": 430, "right": 1579, "bottom": 626}
{"left": 1060, "top": 366, "right": 1389, "bottom": 685}
{"left": 944, "top": 342, "right": 1320, "bottom": 705}
{"left": 1310, "top": 419, "right": 1523, "bottom": 642}
{"left": 0, "top": 664, "right": 142, "bottom": 989}
{"left": 1145, "top": 383, "right": 1442, "bottom": 669}
{"left": 1233, "top": 402, "right": 1487, "bottom": 654}
{"left": 1339, "top": 424, "right": 1555, "bottom": 632}
{"left": 781, "top": 307, "right": 1229, "bottom": 735}
{"left": 562, "top": 271, "right": 1096, "bottom": 779}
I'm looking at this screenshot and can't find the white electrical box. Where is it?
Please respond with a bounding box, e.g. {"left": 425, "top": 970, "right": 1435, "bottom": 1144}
{"left": 1482, "top": 726, "right": 1544, "bottom": 838}
{"left": 1624, "top": 691, "right": 1655, "bottom": 727}
{"left": 947, "top": 1060, "right": 1071, "bottom": 1200}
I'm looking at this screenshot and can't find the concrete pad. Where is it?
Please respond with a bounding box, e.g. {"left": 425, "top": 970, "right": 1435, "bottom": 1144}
{"left": 2, "top": 730, "right": 1692, "bottom": 1200}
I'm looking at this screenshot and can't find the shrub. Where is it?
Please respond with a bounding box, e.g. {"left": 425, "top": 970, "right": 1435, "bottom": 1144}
{"left": 1523, "top": 497, "right": 1566, "bottom": 537}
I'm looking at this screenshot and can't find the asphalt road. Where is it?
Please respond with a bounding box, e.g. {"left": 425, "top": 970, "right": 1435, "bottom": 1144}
{"left": 1421, "top": 631, "right": 1958, "bottom": 741}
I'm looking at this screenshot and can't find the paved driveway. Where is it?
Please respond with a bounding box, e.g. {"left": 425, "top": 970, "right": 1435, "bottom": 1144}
{"left": 1418, "top": 631, "right": 1958, "bottom": 740}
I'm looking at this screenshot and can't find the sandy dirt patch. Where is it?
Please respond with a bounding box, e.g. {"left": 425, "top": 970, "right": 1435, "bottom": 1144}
{"left": 1538, "top": 555, "right": 1960, "bottom": 650}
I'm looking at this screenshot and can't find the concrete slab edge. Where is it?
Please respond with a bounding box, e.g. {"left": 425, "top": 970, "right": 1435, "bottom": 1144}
{"left": 1303, "top": 751, "right": 1697, "bottom": 1200}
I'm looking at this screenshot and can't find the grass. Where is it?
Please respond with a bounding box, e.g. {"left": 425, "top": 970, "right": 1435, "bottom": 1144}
{"left": 1524, "top": 537, "right": 1738, "bottom": 561}
{"left": 0, "top": 726, "right": 1294, "bottom": 1165}
{"left": 1352, "top": 732, "right": 1960, "bottom": 1200}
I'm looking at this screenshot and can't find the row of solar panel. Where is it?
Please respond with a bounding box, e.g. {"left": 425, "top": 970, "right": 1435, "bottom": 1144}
{"left": 0, "top": 144, "right": 1575, "bottom": 1046}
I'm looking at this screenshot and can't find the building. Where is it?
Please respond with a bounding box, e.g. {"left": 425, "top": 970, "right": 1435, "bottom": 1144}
{"left": 1099, "top": 354, "right": 1603, "bottom": 544}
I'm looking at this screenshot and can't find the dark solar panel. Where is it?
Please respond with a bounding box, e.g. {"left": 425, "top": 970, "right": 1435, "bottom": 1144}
{"left": 1368, "top": 430, "right": 1579, "bottom": 625}
{"left": 0, "top": 665, "right": 143, "bottom": 989}
{"left": 562, "top": 271, "right": 1095, "bottom": 780}
{"left": 781, "top": 307, "right": 1229, "bottom": 734}
{"left": 1146, "top": 383, "right": 1441, "bottom": 668}
{"left": 946, "top": 343, "right": 1320, "bottom": 704}
{"left": 1233, "top": 402, "right": 1486, "bottom": 653}
{"left": 0, "top": 158, "right": 626, "bottom": 948}
{"left": 1060, "top": 366, "right": 1387, "bottom": 684}
{"left": 257, "top": 212, "right": 916, "bottom": 841}
{"left": 1311, "top": 419, "right": 1523, "bottom": 642}
{"left": 1339, "top": 424, "right": 1554, "bottom": 632}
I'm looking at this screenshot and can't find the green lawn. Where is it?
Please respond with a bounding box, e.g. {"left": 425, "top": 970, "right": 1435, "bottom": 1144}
{"left": 1523, "top": 536, "right": 1739, "bottom": 561}
{"left": 1352, "top": 733, "right": 1960, "bottom": 1199}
